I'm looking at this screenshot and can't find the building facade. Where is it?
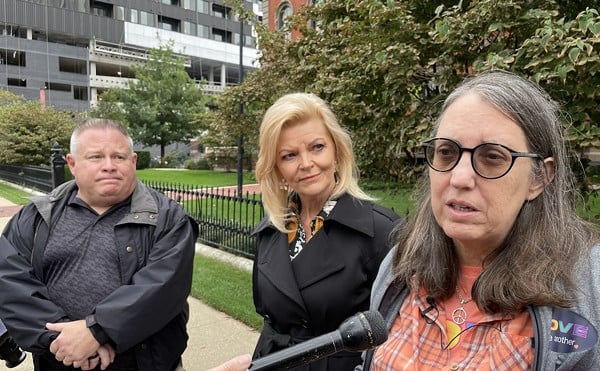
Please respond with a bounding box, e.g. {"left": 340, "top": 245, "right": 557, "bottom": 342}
{"left": 264, "top": 0, "right": 308, "bottom": 38}
{"left": 0, "top": 0, "right": 261, "bottom": 112}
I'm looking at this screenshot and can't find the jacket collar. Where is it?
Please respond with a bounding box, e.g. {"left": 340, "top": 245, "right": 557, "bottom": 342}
{"left": 31, "top": 180, "right": 158, "bottom": 223}
{"left": 327, "top": 193, "right": 375, "bottom": 237}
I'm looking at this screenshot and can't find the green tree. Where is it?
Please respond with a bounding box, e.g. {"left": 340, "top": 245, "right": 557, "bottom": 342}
{"left": 0, "top": 91, "right": 75, "bottom": 165}
{"left": 429, "top": 2, "right": 600, "bottom": 192}
{"left": 0, "top": 89, "right": 23, "bottom": 106}
{"left": 206, "top": 0, "right": 433, "bottom": 180}
{"left": 211, "top": 0, "right": 600, "bottom": 186}
{"left": 517, "top": 8, "right": 600, "bottom": 149}
{"left": 89, "top": 89, "right": 127, "bottom": 123}
{"left": 93, "top": 41, "right": 210, "bottom": 161}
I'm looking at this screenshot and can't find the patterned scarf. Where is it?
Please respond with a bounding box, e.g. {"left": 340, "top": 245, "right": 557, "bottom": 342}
{"left": 285, "top": 192, "right": 337, "bottom": 260}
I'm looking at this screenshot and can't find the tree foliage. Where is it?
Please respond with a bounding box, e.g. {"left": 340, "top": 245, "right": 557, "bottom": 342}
{"left": 209, "top": 0, "right": 600, "bottom": 185}
{"left": 0, "top": 90, "right": 75, "bottom": 165}
{"left": 92, "top": 41, "right": 211, "bottom": 160}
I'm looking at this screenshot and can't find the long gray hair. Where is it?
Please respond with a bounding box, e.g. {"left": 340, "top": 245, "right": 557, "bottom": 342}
{"left": 392, "top": 71, "right": 598, "bottom": 315}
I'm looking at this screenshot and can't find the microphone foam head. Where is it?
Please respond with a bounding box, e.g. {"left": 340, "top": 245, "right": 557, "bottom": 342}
{"left": 338, "top": 310, "right": 388, "bottom": 351}
{"left": 362, "top": 310, "right": 388, "bottom": 346}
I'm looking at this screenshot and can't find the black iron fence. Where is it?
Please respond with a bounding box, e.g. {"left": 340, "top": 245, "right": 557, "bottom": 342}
{"left": 0, "top": 163, "right": 264, "bottom": 258}
{"left": 141, "top": 180, "right": 264, "bottom": 259}
{"left": 0, "top": 143, "right": 68, "bottom": 193}
{"left": 0, "top": 164, "right": 54, "bottom": 193}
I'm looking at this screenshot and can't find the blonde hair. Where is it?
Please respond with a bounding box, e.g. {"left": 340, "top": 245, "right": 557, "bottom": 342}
{"left": 255, "top": 93, "right": 373, "bottom": 232}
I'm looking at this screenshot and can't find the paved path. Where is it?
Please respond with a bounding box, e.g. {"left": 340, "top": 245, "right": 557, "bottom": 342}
{"left": 162, "top": 184, "right": 261, "bottom": 203}
{"left": 0, "top": 195, "right": 259, "bottom": 371}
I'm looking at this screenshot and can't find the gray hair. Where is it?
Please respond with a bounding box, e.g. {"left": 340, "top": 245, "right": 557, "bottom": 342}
{"left": 70, "top": 118, "right": 133, "bottom": 155}
{"left": 392, "top": 71, "right": 598, "bottom": 315}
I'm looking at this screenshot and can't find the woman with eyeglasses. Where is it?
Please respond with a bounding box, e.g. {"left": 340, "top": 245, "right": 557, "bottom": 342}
{"left": 359, "top": 71, "right": 600, "bottom": 370}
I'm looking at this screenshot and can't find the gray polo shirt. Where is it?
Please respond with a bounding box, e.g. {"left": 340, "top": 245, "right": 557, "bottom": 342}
{"left": 44, "top": 190, "right": 131, "bottom": 319}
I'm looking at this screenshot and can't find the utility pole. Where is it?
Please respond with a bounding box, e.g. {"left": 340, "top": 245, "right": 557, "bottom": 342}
{"left": 236, "top": 16, "right": 244, "bottom": 197}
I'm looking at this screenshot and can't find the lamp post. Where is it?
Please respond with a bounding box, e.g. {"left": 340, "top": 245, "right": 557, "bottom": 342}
{"left": 50, "top": 142, "right": 66, "bottom": 189}
{"left": 236, "top": 16, "right": 244, "bottom": 197}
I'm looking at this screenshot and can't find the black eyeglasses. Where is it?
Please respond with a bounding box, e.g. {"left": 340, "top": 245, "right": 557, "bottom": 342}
{"left": 422, "top": 138, "right": 544, "bottom": 179}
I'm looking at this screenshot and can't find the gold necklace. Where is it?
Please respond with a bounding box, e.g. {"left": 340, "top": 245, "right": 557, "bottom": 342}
{"left": 451, "top": 286, "right": 473, "bottom": 325}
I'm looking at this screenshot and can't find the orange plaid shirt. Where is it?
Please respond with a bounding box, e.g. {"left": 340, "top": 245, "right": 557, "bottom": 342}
{"left": 373, "top": 270, "right": 534, "bottom": 370}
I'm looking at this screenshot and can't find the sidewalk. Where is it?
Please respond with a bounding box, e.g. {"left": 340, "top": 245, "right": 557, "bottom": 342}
{"left": 0, "top": 197, "right": 259, "bottom": 371}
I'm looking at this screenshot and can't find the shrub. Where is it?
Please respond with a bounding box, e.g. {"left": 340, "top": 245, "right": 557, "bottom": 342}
{"left": 136, "top": 151, "right": 151, "bottom": 169}
{"left": 184, "top": 158, "right": 212, "bottom": 170}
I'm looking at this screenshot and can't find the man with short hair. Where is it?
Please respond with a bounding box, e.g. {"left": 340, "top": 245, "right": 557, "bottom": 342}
{"left": 0, "top": 118, "right": 198, "bottom": 370}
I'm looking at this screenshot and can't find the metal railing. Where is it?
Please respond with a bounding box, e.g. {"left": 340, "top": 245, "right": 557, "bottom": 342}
{"left": 141, "top": 180, "right": 264, "bottom": 258}
{"left": 92, "top": 39, "right": 193, "bottom": 67}
{"left": 0, "top": 164, "right": 54, "bottom": 193}
{"left": 0, "top": 165, "right": 264, "bottom": 258}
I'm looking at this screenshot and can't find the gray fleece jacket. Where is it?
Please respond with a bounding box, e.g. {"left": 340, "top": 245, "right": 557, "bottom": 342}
{"left": 359, "top": 244, "right": 600, "bottom": 370}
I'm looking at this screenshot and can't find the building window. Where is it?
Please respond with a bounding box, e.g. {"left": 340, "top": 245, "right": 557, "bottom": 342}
{"left": 45, "top": 82, "right": 71, "bottom": 92}
{"left": 277, "top": 3, "right": 292, "bottom": 30}
{"left": 183, "top": 21, "right": 195, "bottom": 35}
{"left": 197, "top": 0, "right": 209, "bottom": 14}
{"left": 198, "top": 25, "right": 209, "bottom": 38}
{"left": 140, "top": 11, "right": 155, "bottom": 26}
{"left": 130, "top": 9, "right": 138, "bottom": 23}
{"left": 115, "top": 6, "right": 125, "bottom": 21}
{"left": 7, "top": 78, "right": 26, "bottom": 87}
{"left": 212, "top": 28, "right": 232, "bottom": 43}
{"left": 245, "top": 35, "right": 256, "bottom": 48}
{"left": 48, "top": 0, "right": 79, "bottom": 10}
{"left": 158, "top": 16, "right": 180, "bottom": 32}
{"left": 49, "top": 0, "right": 87, "bottom": 12}
{"left": 161, "top": 0, "right": 180, "bottom": 5}
{"left": 212, "top": 4, "right": 231, "bottom": 19}
{"left": 76, "top": 0, "right": 87, "bottom": 12}
{"left": 183, "top": 0, "right": 195, "bottom": 11}
{"left": 74, "top": 86, "right": 88, "bottom": 101}
{"left": 90, "top": 0, "right": 113, "bottom": 17}
{"left": 235, "top": 33, "right": 256, "bottom": 47}
{"left": 0, "top": 50, "right": 26, "bottom": 67}
{"left": 59, "top": 57, "right": 87, "bottom": 74}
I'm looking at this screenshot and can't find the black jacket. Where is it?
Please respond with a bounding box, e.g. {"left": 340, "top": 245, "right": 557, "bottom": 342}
{"left": 0, "top": 180, "right": 198, "bottom": 371}
{"left": 252, "top": 193, "right": 401, "bottom": 371}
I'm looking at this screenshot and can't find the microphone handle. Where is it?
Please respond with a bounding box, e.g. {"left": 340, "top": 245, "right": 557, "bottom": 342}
{"left": 249, "top": 331, "right": 344, "bottom": 370}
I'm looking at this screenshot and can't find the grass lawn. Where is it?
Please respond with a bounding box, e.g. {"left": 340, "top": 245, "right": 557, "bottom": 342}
{"left": 0, "top": 181, "right": 35, "bottom": 205}
{"left": 192, "top": 254, "right": 261, "bottom": 330}
{"left": 367, "top": 187, "right": 415, "bottom": 218}
{"left": 136, "top": 169, "right": 257, "bottom": 186}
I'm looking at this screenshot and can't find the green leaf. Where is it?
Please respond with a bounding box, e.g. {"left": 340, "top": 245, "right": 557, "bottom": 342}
{"left": 569, "top": 47, "right": 581, "bottom": 63}
{"left": 489, "top": 22, "right": 503, "bottom": 32}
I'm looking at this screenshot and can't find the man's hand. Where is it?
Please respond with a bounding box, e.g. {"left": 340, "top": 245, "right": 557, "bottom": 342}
{"left": 207, "top": 354, "right": 252, "bottom": 371}
{"left": 47, "top": 320, "right": 100, "bottom": 367}
{"left": 81, "top": 344, "right": 116, "bottom": 370}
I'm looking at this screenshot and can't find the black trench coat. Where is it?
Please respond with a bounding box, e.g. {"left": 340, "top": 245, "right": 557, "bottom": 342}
{"left": 252, "top": 193, "right": 402, "bottom": 371}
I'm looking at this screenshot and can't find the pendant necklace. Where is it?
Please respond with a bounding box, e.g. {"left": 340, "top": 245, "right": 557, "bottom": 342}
{"left": 451, "top": 286, "right": 473, "bottom": 325}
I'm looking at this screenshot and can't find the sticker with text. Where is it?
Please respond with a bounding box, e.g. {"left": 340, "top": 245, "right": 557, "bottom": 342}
{"left": 549, "top": 308, "right": 597, "bottom": 353}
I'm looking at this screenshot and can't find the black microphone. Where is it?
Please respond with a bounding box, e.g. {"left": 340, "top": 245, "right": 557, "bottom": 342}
{"left": 248, "top": 310, "right": 387, "bottom": 370}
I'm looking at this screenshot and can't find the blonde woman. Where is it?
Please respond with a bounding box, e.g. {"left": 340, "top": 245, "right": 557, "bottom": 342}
{"left": 252, "top": 93, "right": 402, "bottom": 371}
